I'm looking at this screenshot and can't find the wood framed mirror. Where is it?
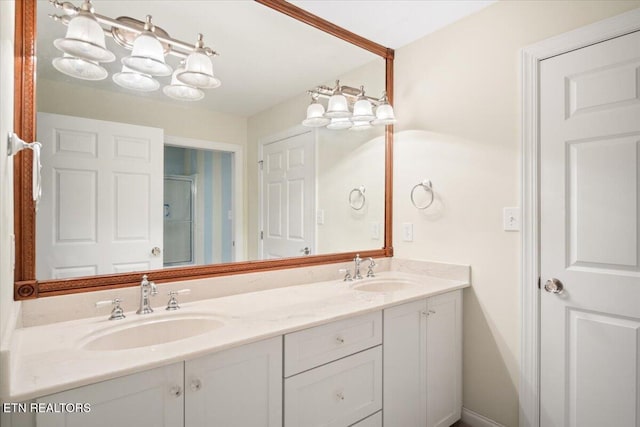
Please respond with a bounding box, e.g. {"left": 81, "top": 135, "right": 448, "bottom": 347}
{"left": 13, "top": 0, "right": 394, "bottom": 300}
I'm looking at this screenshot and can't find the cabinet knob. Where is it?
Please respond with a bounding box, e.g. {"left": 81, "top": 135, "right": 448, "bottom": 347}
{"left": 191, "top": 379, "right": 202, "bottom": 392}
{"left": 170, "top": 386, "right": 182, "bottom": 397}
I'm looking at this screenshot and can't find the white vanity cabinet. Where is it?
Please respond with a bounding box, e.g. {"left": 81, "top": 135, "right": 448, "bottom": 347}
{"left": 35, "top": 363, "right": 184, "bottom": 427}
{"left": 33, "top": 336, "right": 282, "bottom": 427}
{"left": 185, "top": 336, "right": 282, "bottom": 427}
{"left": 383, "top": 290, "right": 462, "bottom": 427}
{"left": 283, "top": 312, "right": 383, "bottom": 427}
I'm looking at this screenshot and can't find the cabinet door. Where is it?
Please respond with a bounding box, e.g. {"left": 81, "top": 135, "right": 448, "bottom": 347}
{"left": 426, "top": 290, "right": 462, "bottom": 427}
{"left": 35, "top": 363, "right": 184, "bottom": 427}
{"left": 185, "top": 336, "right": 282, "bottom": 427}
{"left": 383, "top": 299, "right": 428, "bottom": 427}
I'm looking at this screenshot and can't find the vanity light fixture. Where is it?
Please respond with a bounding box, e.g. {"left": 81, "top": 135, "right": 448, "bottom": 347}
{"left": 49, "top": 0, "right": 220, "bottom": 101}
{"left": 163, "top": 62, "right": 205, "bottom": 101}
{"left": 302, "top": 81, "right": 396, "bottom": 130}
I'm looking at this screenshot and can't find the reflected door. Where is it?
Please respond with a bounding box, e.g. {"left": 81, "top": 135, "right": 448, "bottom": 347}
{"left": 163, "top": 175, "right": 195, "bottom": 266}
{"left": 36, "top": 113, "right": 164, "bottom": 279}
{"left": 260, "top": 130, "right": 315, "bottom": 259}
{"left": 540, "top": 31, "right": 640, "bottom": 427}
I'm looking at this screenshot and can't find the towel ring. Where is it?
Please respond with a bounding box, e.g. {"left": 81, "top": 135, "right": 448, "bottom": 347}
{"left": 349, "top": 185, "right": 366, "bottom": 210}
{"left": 411, "top": 180, "right": 434, "bottom": 210}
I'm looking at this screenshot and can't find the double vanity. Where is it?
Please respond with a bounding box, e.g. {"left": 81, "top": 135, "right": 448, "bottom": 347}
{"left": 4, "top": 259, "right": 469, "bottom": 427}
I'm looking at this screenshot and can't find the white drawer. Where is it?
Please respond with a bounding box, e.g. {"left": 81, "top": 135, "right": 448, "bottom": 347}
{"left": 284, "top": 311, "right": 382, "bottom": 376}
{"left": 351, "top": 411, "right": 382, "bottom": 427}
{"left": 284, "top": 346, "right": 382, "bottom": 427}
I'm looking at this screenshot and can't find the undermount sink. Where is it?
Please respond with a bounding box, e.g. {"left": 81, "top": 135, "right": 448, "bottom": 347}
{"left": 81, "top": 315, "right": 224, "bottom": 351}
{"left": 352, "top": 278, "right": 418, "bottom": 293}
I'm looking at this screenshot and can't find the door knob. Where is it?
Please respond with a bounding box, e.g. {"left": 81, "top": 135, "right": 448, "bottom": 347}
{"left": 151, "top": 246, "right": 161, "bottom": 256}
{"left": 544, "top": 278, "right": 564, "bottom": 294}
{"left": 301, "top": 247, "right": 310, "bottom": 255}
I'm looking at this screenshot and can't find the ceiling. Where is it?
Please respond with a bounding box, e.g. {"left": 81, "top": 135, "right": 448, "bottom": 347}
{"left": 36, "top": 1, "right": 496, "bottom": 117}
{"left": 290, "top": 0, "right": 497, "bottom": 49}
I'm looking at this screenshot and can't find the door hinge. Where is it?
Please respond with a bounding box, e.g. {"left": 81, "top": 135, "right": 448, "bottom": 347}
{"left": 260, "top": 231, "right": 264, "bottom": 240}
{"left": 258, "top": 160, "right": 264, "bottom": 170}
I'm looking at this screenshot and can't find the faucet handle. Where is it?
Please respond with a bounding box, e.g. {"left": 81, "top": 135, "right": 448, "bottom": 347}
{"left": 166, "top": 289, "right": 191, "bottom": 311}
{"left": 95, "top": 298, "right": 126, "bottom": 320}
{"left": 338, "top": 268, "right": 353, "bottom": 282}
{"left": 366, "top": 258, "right": 377, "bottom": 278}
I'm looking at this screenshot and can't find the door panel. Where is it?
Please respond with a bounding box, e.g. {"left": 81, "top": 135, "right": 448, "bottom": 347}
{"left": 261, "top": 130, "right": 315, "bottom": 259}
{"left": 37, "top": 113, "right": 164, "bottom": 279}
{"left": 540, "top": 31, "right": 640, "bottom": 427}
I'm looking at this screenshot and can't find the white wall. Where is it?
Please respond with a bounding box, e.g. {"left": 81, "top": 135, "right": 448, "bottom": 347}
{"left": 392, "top": 1, "right": 640, "bottom": 426}
{"left": 0, "top": 0, "right": 18, "bottom": 403}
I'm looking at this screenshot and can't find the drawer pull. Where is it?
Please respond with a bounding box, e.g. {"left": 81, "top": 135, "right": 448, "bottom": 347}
{"left": 336, "top": 336, "right": 345, "bottom": 344}
{"left": 191, "top": 379, "right": 202, "bottom": 392}
{"left": 336, "top": 391, "right": 345, "bottom": 401}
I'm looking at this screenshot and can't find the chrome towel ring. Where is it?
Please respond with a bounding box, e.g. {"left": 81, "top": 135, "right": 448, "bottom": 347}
{"left": 411, "top": 179, "right": 434, "bottom": 210}
{"left": 349, "top": 185, "right": 366, "bottom": 210}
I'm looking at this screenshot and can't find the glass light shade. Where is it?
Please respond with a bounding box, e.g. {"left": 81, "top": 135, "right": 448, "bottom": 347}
{"left": 177, "top": 50, "right": 221, "bottom": 89}
{"left": 326, "top": 117, "right": 352, "bottom": 130}
{"left": 350, "top": 120, "right": 372, "bottom": 131}
{"left": 53, "top": 11, "right": 115, "bottom": 63}
{"left": 163, "top": 67, "right": 204, "bottom": 101}
{"left": 113, "top": 65, "right": 159, "bottom": 92}
{"left": 324, "top": 94, "right": 351, "bottom": 118}
{"left": 372, "top": 103, "right": 397, "bottom": 125}
{"left": 302, "top": 102, "right": 330, "bottom": 127}
{"left": 122, "top": 31, "right": 172, "bottom": 76}
{"left": 52, "top": 54, "right": 108, "bottom": 80}
{"left": 351, "top": 98, "right": 375, "bottom": 122}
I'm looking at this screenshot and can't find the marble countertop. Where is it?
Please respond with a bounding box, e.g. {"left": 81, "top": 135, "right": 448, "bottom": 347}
{"left": 7, "top": 270, "right": 468, "bottom": 401}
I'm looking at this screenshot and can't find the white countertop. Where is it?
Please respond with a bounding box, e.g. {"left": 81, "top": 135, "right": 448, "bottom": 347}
{"left": 7, "top": 270, "right": 468, "bottom": 401}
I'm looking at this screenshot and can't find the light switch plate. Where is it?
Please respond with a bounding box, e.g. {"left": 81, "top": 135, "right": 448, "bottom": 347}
{"left": 370, "top": 222, "right": 380, "bottom": 240}
{"left": 402, "top": 223, "right": 414, "bottom": 242}
{"left": 503, "top": 207, "right": 520, "bottom": 231}
{"left": 316, "top": 209, "right": 325, "bottom": 225}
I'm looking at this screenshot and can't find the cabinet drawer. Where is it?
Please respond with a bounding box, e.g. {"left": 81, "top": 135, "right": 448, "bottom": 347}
{"left": 284, "top": 311, "right": 382, "bottom": 376}
{"left": 284, "top": 346, "right": 382, "bottom": 427}
{"left": 351, "top": 411, "right": 382, "bottom": 427}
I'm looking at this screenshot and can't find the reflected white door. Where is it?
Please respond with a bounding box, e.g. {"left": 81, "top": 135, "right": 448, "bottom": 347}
{"left": 36, "top": 113, "right": 164, "bottom": 279}
{"left": 540, "top": 31, "right": 640, "bottom": 427}
{"left": 260, "top": 129, "right": 315, "bottom": 259}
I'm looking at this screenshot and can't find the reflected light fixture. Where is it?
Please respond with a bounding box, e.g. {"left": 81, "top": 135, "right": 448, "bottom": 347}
{"left": 113, "top": 65, "right": 159, "bottom": 92}
{"left": 52, "top": 53, "right": 108, "bottom": 81}
{"left": 49, "top": 0, "right": 220, "bottom": 102}
{"left": 164, "top": 62, "right": 205, "bottom": 101}
{"left": 302, "top": 81, "right": 396, "bottom": 131}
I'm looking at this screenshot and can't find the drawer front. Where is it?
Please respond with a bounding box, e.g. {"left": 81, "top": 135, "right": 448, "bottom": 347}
{"left": 351, "top": 411, "right": 382, "bottom": 427}
{"left": 284, "top": 346, "right": 382, "bottom": 427}
{"left": 284, "top": 311, "right": 382, "bottom": 376}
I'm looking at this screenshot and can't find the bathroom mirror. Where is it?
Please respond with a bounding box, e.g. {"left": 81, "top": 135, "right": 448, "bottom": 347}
{"left": 14, "top": 0, "right": 394, "bottom": 299}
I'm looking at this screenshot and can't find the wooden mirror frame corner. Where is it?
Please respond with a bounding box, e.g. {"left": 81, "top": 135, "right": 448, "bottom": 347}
{"left": 13, "top": 0, "right": 394, "bottom": 300}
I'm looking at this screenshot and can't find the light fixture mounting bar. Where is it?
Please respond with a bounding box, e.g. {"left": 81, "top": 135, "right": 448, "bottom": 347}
{"left": 49, "top": 0, "right": 219, "bottom": 58}
{"left": 308, "top": 85, "right": 381, "bottom": 105}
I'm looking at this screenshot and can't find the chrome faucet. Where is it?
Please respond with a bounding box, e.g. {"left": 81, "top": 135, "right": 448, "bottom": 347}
{"left": 354, "top": 254, "right": 363, "bottom": 280}
{"left": 366, "top": 258, "right": 377, "bottom": 277}
{"left": 136, "top": 274, "right": 157, "bottom": 314}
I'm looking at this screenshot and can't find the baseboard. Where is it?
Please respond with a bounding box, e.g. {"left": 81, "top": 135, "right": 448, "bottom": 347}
{"left": 461, "top": 407, "right": 506, "bottom": 427}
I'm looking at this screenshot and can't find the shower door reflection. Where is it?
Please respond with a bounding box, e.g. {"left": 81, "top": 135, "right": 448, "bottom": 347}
{"left": 164, "top": 146, "right": 234, "bottom": 267}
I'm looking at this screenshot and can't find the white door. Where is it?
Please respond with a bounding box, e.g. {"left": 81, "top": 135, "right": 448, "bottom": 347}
{"left": 540, "top": 31, "right": 640, "bottom": 427}
{"left": 37, "top": 113, "right": 164, "bottom": 279}
{"left": 36, "top": 363, "right": 183, "bottom": 427}
{"left": 184, "top": 336, "right": 282, "bottom": 427}
{"left": 260, "top": 129, "right": 315, "bottom": 259}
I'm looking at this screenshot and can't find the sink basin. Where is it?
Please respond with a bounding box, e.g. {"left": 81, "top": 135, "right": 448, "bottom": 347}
{"left": 353, "top": 278, "right": 418, "bottom": 293}
{"left": 81, "top": 315, "right": 224, "bottom": 351}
